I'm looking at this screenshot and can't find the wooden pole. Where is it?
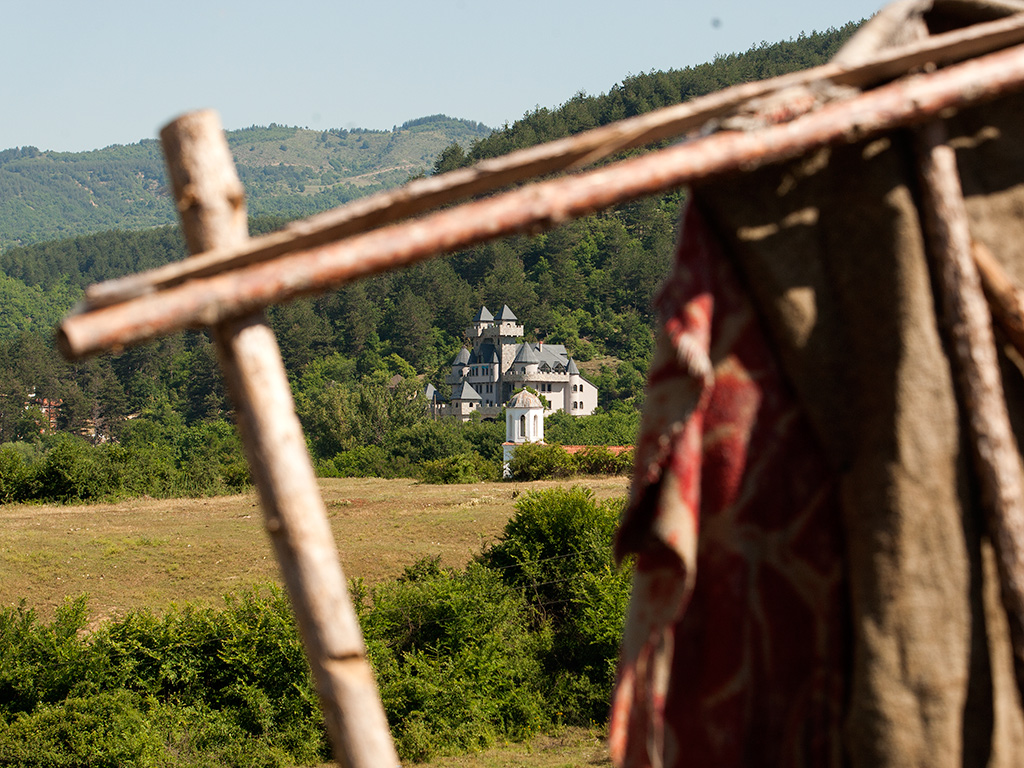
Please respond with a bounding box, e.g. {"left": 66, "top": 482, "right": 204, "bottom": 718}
{"left": 81, "top": 11, "right": 1024, "bottom": 310}
{"left": 915, "top": 118, "right": 1024, "bottom": 705}
{"left": 161, "top": 110, "right": 398, "bottom": 768}
{"left": 58, "top": 40, "right": 1024, "bottom": 360}
{"left": 973, "top": 240, "right": 1024, "bottom": 357}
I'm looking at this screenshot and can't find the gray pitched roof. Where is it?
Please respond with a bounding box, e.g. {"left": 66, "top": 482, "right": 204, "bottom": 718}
{"left": 473, "top": 306, "right": 494, "bottom": 323}
{"left": 566, "top": 358, "right": 580, "bottom": 375}
{"left": 450, "top": 381, "right": 482, "bottom": 401}
{"left": 535, "top": 343, "right": 568, "bottom": 369}
{"left": 425, "top": 383, "right": 446, "bottom": 402}
{"left": 513, "top": 343, "right": 541, "bottom": 365}
{"left": 451, "top": 347, "right": 471, "bottom": 366}
{"left": 496, "top": 304, "right": 518, "bottom": 321}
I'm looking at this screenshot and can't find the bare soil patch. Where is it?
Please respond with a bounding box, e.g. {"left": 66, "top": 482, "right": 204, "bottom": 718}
{"left": 0, "top": 476, "right": 629, "bottom": 622}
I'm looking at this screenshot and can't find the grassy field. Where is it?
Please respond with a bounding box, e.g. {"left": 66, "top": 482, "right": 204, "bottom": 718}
{"left": 404, "top": 727, "right": 610, "bottom": 768}
{"left": 0, "top": 476, "right": 630, "bottom": 623}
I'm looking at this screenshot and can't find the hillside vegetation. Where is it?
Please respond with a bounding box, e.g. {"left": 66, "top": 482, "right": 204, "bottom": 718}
{"left": 0, "top": 24, "right": 859, "bottom": 504}
{"left": 0, "top": 115, "right": 490, "bottom": 249}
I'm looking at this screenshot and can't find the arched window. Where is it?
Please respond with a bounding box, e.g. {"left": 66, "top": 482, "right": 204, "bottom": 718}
{"left": 520, "top": 414, "right": 526, "bottom": 438}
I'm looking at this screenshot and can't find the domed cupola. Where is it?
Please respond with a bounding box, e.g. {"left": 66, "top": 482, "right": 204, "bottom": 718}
{"left": 506, "top": 388, "right": 545, "bottom": 444}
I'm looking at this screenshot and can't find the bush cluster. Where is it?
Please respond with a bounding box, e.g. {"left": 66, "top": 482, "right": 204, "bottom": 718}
{"left": 0, "top": 419, "right": 249, "bottom": 504}
{"left": 508, "top": 442, "right": 633, "bottom": 482}
{"left": 0, "top": 590, "right": 325, "bottom": 767}
{"left": 314, "top": 415, "right": 506, "bottom": 484}
{"left": 0, "top": 487, "right": 631, "bottom": 765}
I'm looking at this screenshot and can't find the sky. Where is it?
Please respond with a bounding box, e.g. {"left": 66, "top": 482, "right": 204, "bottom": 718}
{"left": 2, "top": 0, "right": 884, "bottom": 153}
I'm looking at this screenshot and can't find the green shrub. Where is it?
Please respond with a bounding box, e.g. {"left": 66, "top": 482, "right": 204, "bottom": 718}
{"left": 331, "top": 444, "right": 413, "bottom": 478}
{"left": 0, "top": 596, "right": 95, "bottom": 715}
{"left": 0, "top": 690, "right": 163, "bottom": 768}
{"left": 362, "top": 560, "right": 550, "bottom": 761}
{"left": 572, "top": 445, "right": 619, "bottom": 475}
{"left": 386, "top": 419, "right": 472, "bottom": 465}
{"left": 613, "top": 447, "right": 634, "bottom": 475}
{"left": 175, "top": 420, "right": 250, "bottom": 496}
{"left": 419, "top": 451, "right": 497, "bottom": 484}
{"left": 459, "top": 418, "right": 506, "bottom": 462}
{"left": 0, "top": 488, "right": 633, "bottom": 762}
{"left": 0, "top": 442, "right": 34, "bottom": 502}
{"left": 544, "top": 406, "right": 639, "bottom": 446}
{"left": 0, "top": 589, "right": 328, "bottom": 767}
{"left": 32, "top": 433, "right": 113, "bottom": 502}
{"left": 481, "top": 487, "right": 631, "bottom": 722}
{"left": 507, "top": 442, "right": 576, "bottom": 481}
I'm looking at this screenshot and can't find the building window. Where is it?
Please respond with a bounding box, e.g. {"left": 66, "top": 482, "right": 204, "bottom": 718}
{"left": 520, "top": 414, "right": 526, "bottom": 438}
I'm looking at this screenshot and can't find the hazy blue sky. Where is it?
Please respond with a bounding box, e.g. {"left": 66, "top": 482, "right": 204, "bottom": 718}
{"left": 2, "top": 0, "right": 883, "bottom": 152}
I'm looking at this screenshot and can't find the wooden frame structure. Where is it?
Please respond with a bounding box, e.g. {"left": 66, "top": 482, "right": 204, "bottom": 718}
{"left": 56, "top": 5, "right": 1024, "bottom": 766}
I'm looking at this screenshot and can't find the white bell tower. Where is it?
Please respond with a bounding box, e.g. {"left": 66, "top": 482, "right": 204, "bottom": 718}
{"left": 503, "top": 389, "right": 545, "bottom": 476}
{"left": 505, "top": 389, "right": 545, "bottom": 444}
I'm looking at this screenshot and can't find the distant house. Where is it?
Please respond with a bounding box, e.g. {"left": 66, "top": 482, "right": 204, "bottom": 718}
{"left": 428, "top": 305, "right": 598, "bottom": 421}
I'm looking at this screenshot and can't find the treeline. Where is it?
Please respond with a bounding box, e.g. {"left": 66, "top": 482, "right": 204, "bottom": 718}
{"left": 434, "top": 23, "right": 859, "bottom": 172}
{"left": 0, "top": 315, "right": 641, "bottom": 500}
{"left": 0, "top": 487, "right": 629, "bottom": 765}
{"left": 0, "top": 199, "right": 665, "bottom": 432}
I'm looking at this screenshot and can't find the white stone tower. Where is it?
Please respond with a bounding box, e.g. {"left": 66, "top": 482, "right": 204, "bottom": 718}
{"left": 503, "top": 388, "right": 545, "bottom": 476}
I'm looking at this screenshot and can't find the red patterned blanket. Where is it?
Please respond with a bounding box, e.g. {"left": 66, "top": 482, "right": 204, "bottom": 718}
{"left": 610, "top": 203, "right": 847, "bottom": 767}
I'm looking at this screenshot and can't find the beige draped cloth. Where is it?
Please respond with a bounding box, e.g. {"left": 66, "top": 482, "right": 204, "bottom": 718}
{"left": 611, "top": 2, "right": 1024, "bottom": 765}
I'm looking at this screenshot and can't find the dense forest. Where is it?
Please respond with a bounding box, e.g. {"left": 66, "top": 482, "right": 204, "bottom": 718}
{"left": 0, "top": 23, "right": 859, "bottom": 500}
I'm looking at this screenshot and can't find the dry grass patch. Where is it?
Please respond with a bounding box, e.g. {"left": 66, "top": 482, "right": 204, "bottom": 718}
{"left": 312, "top": 727, "right": 611, "bottom": 768}
{"left": 0, "top": 476, "right": 629, "bottom": 621}
{"left": 408, "top": 727, "right": 611, "bottom": 768}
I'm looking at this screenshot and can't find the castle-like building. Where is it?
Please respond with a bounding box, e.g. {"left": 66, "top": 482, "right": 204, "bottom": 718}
{"left": 426, "top": 305, "right": 598, "bottom": 421}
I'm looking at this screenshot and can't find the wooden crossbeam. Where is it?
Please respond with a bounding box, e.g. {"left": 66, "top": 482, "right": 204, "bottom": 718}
{"left": 59, "top": 37, "right": 1024, "bottom": 360}
{"left": 75, "top": 11, "right": 1024, "bottom": 313}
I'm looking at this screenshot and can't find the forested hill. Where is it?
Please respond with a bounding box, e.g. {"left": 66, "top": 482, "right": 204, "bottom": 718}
{"left": 0, "top": 115, "right": 490, "bottom": 249}
{"left": 0, "top": 23, "right": 860, "bottom": 469}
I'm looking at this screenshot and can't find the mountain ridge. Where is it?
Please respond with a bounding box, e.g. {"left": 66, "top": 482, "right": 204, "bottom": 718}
{"left": 0, "top": 115, "right": 491, "bottom": 250}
